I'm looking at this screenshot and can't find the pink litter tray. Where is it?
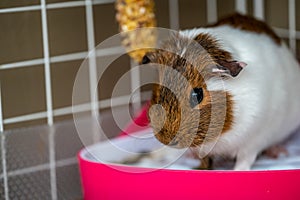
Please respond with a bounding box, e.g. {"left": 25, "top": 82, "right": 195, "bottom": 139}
{"left": 78, "top": 105, "right": 300, "bottom": 200}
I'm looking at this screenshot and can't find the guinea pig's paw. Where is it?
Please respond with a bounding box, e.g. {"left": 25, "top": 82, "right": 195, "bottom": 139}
{"left": 198, "top": 156, "right": 214, "bottom": 170}
{"left": 233, "top": 152, "right": 257, "bottom": 171}
{"left": 149, "top": 147, "right": 187, "bottom": 164}
{"left": 262, "top": 145, "right": 289, "bottom": 159}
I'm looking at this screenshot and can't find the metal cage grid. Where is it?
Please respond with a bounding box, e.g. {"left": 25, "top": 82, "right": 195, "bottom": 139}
{"left": 0, "top": 0, "right": 299, "bottom": 199}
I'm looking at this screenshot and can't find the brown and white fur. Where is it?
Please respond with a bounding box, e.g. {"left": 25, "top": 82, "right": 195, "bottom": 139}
{"left": 146, "top": 14, "right": 300, "bottom": 170}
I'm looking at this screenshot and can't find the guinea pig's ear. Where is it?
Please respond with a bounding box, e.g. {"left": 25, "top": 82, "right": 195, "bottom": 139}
{"left": 212, "top": 60, "right": 247, "bottom": 77}
{"left": 140, "top": 52, "right": 156, "bottom": 65}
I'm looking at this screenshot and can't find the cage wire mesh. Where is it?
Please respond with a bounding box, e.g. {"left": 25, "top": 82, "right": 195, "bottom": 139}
{"left": 0, "top": 0, "right": 299, "bottom": 199}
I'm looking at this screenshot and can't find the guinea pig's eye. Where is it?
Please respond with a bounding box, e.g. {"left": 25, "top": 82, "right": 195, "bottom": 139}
{"left": 190, "top": 88, "right": 204, "bottom": 108}
{"left": 141, "top": 55, "right": 151, "bottom": 64}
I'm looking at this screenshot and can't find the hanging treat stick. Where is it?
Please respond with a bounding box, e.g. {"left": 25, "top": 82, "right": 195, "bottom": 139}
{"left": 115, "top": 0, "right": 157, "bottom": 63}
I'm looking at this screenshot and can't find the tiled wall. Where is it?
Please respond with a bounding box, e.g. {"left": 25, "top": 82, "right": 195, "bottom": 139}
{"left": 0, "top": 119, "right": 83, "bottom": 199}
{"left": 0, "top": 0, "right": 300, "bottom": 199}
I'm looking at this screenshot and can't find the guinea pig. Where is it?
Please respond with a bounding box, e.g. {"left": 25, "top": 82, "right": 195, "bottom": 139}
{"left": 144, "top": 13, "right": 300, "bottom": 170}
